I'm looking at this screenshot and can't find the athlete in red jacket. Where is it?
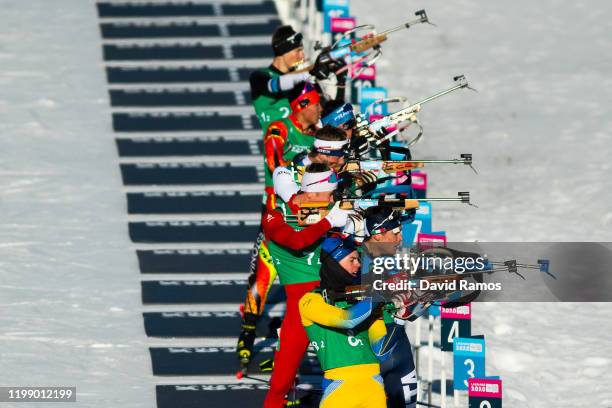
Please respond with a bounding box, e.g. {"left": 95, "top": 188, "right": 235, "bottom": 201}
{"left": 263, "top": 164, "right": 352, "bottom": 408}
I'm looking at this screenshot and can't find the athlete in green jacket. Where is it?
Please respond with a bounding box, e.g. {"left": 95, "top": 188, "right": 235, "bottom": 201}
{"left": 299, "top": 236, "right": 390, "bottom": 408}
{"left": 250, "top": 25, "right": 311, "bottom": 129}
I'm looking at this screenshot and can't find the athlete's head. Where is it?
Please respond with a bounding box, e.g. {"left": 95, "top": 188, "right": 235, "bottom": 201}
{"left": 321, "top": 102, "right": 357, "bottom": 138}
{"left": 308, "top": 125, "right": 348, "bottom": 171}
{"left": 271, "top": 25, "right": 305, "bottom": 71}
{"left": 296, "top": 163, "right": 338, "bottom": 203}
{"left": 320, "top": 237, "right": 360, "bottom": 293}
{"left": 363, "top": 206, "right": 403, "bottom": 256}
{"left": 289, "top": 82, "right": 322, "bottom": 128}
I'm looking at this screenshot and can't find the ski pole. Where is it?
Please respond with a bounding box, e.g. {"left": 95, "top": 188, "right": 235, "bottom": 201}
{"left": 235, "top": 370, "right": 270, "bottom": 385}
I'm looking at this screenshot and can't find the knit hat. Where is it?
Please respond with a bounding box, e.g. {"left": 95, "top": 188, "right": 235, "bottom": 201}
{"left": 364, "top": 206, "right": 402, "bottom": 236}
{"left": 272, "top": 25, "right": 303, "bottom": 56}
{"left": 320, "top": 237, "right": 359, "bottom": 293}
{"left": 321, "top": 103, "right": 356, "bottom": 129}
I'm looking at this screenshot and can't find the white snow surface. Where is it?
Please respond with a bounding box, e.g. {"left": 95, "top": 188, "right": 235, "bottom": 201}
{"left": 0, "top": 1, "right": 151, "bottom": 407}
{"left": 350, "top": 0, "right": 612, "bottom": 406}
{"left": 0, "top": 0, "right": 610, "bottom": 407}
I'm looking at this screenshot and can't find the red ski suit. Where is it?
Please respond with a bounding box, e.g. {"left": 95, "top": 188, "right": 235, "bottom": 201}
{"left": 262, "top": 209, "right": 331, "bottom": 408}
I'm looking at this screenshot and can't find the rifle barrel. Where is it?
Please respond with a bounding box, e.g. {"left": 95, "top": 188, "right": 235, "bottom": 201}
{"left": 418, "top": 197, "right": 466, "bottom": 202}
{"left": 416, "top": 82, "right": 465, "bottom": 106}
{"left": 389, "top": 159, "right": 468, "bottom": 164}
{"left": 382, "top": 18, "right": 422, "bottom": 35}
{"left": 383, "top": 79, "right": 468, "bottom": 124}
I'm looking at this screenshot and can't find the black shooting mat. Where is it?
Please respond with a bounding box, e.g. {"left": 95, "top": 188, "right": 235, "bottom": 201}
{"left": 150, "top": 346, "right": 321, "bottom": 376}
{"left": 141, "top": 280, "right": 284, "bottom": 305}
{"left": 127, "top": 191, "right": 263, "bottom": 214}
{"left": 143, "top": 311, "right": 280, "bottom": 337}
{"left": 109, "top": 89, "right": 251, "bottom": 107}
{"left": 137, "top": 249, "right": 252, "bottom": 274}
{"left": 97, "top": 1, "right": 277, "bottom": 18}
{"left": 116, "top": 137, "right": 262, "bottom": 157}
{"left": 103, "top": 44, "right": 272, "bottom": 61}
{"left": 112, "top": 112, "right": 260, "bottom": 132}
{"left": 100, "top": 19, "right": 280, "bottom": 39}
{"left": 129, "top": 220, "right": 259, "bottom": 243}
{"left": 106, "top": 66, "right": 252, "bottom": 83}
{"left": 120, "top": 163, "right": 262, "bottom": 185}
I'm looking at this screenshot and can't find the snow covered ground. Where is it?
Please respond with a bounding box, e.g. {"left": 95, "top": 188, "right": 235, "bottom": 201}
{"left": 350, "top": 0, "right": 612, "bottom": 406}
{"left": 0, "top": 1, "right": 152, "bottom": 407}
{"left": 0, "top": 0, "right": 610, "bottom": 407}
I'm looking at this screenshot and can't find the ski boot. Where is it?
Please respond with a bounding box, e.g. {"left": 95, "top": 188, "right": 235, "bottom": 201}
{"left": 237, "top": 313, "right": 258, "bottom": 367}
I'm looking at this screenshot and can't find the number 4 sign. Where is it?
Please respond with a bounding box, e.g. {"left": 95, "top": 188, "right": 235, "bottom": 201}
{"left": 441, "top": 303, "right": 472, "bottom": 351}
{"left": 468, "top": 378, "right": 502, "bottom": 408}
{"left": 453, "top": 336, "right": 485, "bottom": 391}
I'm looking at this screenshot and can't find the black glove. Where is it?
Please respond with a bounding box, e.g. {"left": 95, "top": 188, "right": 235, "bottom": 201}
{"left": 348, "top": 135, "right": 369, "bottom": 158}
{"left": 310, "top": 51, "right": 345, "bottom": 80}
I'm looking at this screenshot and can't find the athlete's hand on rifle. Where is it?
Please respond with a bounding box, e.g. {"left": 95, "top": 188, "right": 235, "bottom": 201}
{"left": 352, "top": 170, "right": 378, "bottom": 187}
{"left": 309, "top": 51, "right": 347, "bottom": 80}
{"left": 391, "top": 292, "right": 413, "bottom": 320}
{"left": 325, "top": 202, "right": 354, "bottom": 228}
{"left": 343, "top": 213, "right": 367, "bottom": 243}
{"left": 350, "top": 135, "right": 369, "bottom": 158}
{"left": 337, "top": 163, "right": 378, "bottom": 195}
{"left": 353, "top": 170, "right": 378, "bottom": 196}
{"left": 354, "top": 113, "right": 377, "bottom": 142}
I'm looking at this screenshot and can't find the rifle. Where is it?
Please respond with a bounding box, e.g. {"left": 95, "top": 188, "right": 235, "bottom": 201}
{"left": 295, "top": 11, "right": 432, "bottom": 78}
{"left": 286, "top": 192, "right": 473, "bottom": 226}
{"left": 361, "top": 75, "right": 476, "bottom": 147}
{"left": 342, "top": 154, "right": 477, "bottom": 175}
{"left": 326, "top": 10, "right": 432, "bottom": 61}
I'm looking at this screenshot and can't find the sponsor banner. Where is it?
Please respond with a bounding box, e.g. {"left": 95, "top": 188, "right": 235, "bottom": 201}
{"left": 468, "top": 378, "right": 502, "bottom": 408}
{"left": 331, "top": 16, "right": 356, "bottom": 33}
{"left": 411, "top": 171, "right": 427, "bottom": 190}
{"left": 441, "top": 303, "right": 472, "bottom": 320}
{"left": 417, "top": 233, "right": 447, "bottom": 249}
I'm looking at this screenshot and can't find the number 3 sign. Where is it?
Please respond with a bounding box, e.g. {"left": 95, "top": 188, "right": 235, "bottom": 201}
{"left": 453, "top": 337, "right": 485, "bottom": 391}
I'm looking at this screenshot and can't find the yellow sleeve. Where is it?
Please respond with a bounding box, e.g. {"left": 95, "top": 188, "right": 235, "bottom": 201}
{"left": 368, "top": 319, "right": 388, "bottom": 355}
{"left": 299, "top": 292, "right": 373, "bottom": 329}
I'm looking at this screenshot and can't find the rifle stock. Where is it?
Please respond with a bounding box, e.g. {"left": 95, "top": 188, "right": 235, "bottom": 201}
{"left": 350, "top": 33, "right": 388, "bottom": 54}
